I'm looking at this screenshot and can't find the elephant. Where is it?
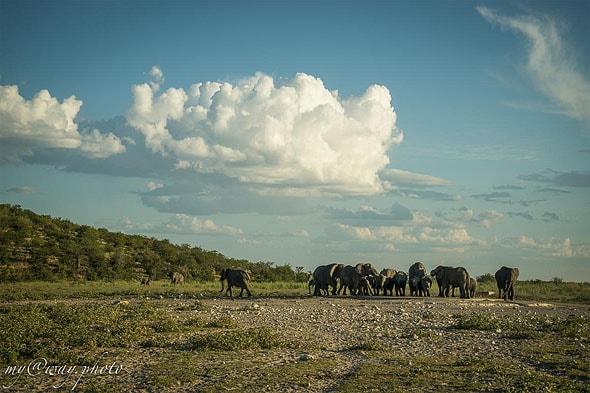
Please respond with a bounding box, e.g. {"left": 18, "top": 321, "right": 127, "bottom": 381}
{"left": 409, "top": 275, "right": 420, "bottom": 296}
{"left": 393, "top": 271, "right": 407, "bottom": 296}
{"left": 140, "top": 276, "right": 151, "bottom": 285}
{"left": 373, "top": 274, "right": 387, "bottom": 296}
{"left": 451, "top": 277, "right": 477, "bottom": 298}
{"left": 169, "top": 271, "right": 184, "bottom": 285}
{"left": 409, "top": 262, "right": 427, "bottom": 279}
{"left": 357, "top": 276, "right": 373, "bottom": 296}
{"left": 307, "top": 274, "right": 319, "bottom": 295}
{"left": 419, "top": 276, "right": 432, "bottom": 297}
{"left": 312, "top": 263, "right": 345, "bottom": 296}
{"left": 430, "top": 265, "right": 453, "bottom": 297}
{"left": 409, "top": 262, "right": 428, "bottom": 296}
{"left": 495, "top": 266, "right": 519, "bottom": 301}
{"left": 468, "top": 277, "right": 477, "bottom": 298}
{"left": 338, "top": 263, "right": 379, "bottom": 295}
{"left": 383, "top": 276, "right": 395, "bottom": 296}
{"left": 220, "top": 268, "right": 252, "bottom": 298}
{"left": 430, "top": 266, "right": 470, "bottom": 298}
{"left": 380, "top": 268, "right": 397, "bottom": 278}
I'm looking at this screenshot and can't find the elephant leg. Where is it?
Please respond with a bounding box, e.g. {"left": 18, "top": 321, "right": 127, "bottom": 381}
{"left": 506, "top": 283, "right": 513, "bottom": 300}
{"left": 460, "top": 283, "right": 468, "bottom": 299}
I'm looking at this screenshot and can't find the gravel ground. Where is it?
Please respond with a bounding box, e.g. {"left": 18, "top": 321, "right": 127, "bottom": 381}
{"left": 2, "top": 295, "right": 588, "bottom": 392}
{"left": 178, "top": 295, "right": 589, "bottom": 392}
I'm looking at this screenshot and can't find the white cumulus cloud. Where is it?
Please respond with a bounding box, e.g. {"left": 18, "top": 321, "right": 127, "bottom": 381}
{"left": 0, "top": 85, "right": 126, "bottom": 162}
{"left": 167, "top": 213, "right": 243, "bottom": 236}
{"left": 127, "top": 70, "right": 402, "bottom": 195}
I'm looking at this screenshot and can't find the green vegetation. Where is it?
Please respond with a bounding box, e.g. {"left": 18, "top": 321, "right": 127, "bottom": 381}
{"left": 0, "top": 204, "right": 307, "bottom": 282}
{"left": 452, "top": 312, "right": 589, "bottom": 340}
{"left": 0, "top": 280, "right": 311, "bottom": 301}
{"left": 334, "top": 354, "right": 588, "bottom": 393}
{"left": 471, "top": 277, "right": 590, "bottom": 303}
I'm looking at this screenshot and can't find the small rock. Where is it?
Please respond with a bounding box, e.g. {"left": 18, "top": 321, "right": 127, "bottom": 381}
{"left": 299, "top": 354, "right": 314, "bottom": 361}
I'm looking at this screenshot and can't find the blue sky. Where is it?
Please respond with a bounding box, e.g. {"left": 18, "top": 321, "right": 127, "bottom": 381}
{"left": 1, "top": 0, "right": 589, "bottom": 281}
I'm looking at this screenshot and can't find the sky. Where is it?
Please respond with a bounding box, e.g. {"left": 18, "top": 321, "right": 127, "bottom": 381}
{"left": 1, "top": 0, "right": 589, "bottom": 281}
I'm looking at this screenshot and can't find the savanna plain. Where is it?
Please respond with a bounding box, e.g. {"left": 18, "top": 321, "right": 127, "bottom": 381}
{"left": 0, "top": 280, "right": 588, "bottom": 393}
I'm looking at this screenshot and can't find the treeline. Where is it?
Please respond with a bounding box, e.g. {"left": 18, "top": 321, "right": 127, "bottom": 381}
{"left": 0, "top": 204, "right": 306, "bottom": 283}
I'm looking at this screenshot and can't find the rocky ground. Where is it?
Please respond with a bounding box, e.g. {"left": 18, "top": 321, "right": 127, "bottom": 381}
{"left": 2, "top": 295, "right": 588, "bottom": 392}
{"left": 166, "top": 295, "right": 589, "bottom": 392}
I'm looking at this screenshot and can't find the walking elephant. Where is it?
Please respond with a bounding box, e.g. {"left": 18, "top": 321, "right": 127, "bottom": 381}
{"left": 373, "top": 274, "right": 387, "bottom": 296}
{"left": 430, "top": 265, "right": 453, "bottom": 297}
{"left": 307, "top": 274, "right": 318, "bottom": 295}
{"left": 169, "top": 271, "right": 184, "bottom": 285}
{"left": 383, "top": 277, "right": 395, "bottom": 296}
{"left": 431, "top": 266, "right": 470, "bottom": 298}
{"left": 451, "top": 277, "right": 477, "bottom": 298}
{"left": 380, "top": 269, "right": 397, "bottom": 278}
{"left": 468, "top": 277, "right": 477, "bottom": 298}
{"left": 419, "top": 276, "right": 432, "bottom": 297}
{"left": 357, "top": 276, "right": 373, "bottom": 296}
{"left": 409, "top": 275, "right": 420, "bottom": 296}
{"left": 495, "top": 266, "right": 519, "bottom": 301}
{"left": 393, "top": 271, "right": 407, "bottom": 296}
{"left": 338, "top": 263, "right": 379, "bottom": 295}
{"left": 409, "top": 262, "right": 428, "bottom": 296}
{"left": 312, "top": 263, "right": 345, "bottom": 296}
{"left": 220, "top": 268, "right": 252, "bottom": 298}
{"left": 409, "top": 262, "right": 427, "bottom": 279}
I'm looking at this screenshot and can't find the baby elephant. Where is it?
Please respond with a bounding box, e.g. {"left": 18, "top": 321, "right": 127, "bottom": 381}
{"left": 220, "top": 268, "right": 252, "bottom": 298}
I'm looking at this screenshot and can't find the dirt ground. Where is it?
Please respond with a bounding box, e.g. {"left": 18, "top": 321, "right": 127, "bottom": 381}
{"left": 2, "top": 295, "right": 589, "bottom": 392}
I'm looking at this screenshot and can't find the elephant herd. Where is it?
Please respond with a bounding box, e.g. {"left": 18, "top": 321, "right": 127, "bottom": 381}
{"left": 162, "top": 264, "right": 520, "bottom": 301}
{"left": 310, "top": 262, "right": 520, "bottom": 301}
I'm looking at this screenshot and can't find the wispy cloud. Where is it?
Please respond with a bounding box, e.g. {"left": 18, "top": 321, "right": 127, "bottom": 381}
{"left": 542, "top": 211, "right": 560, "bottom": 222}
{"left": 507, "top": 211, "right": 534, "bottom": 221}
{"left": 471, "top": 191, "right": 511, "bottom": 201}
{"left": 379, "top": 168, "right": 451, "bottom": 188}
{"left": 324, "top": 203, "right": 413, "bottom": 222}
{"left": 477, "top": 6, "right": 590, "bottom": 126}
{"left": 519, "top": 169, "right": 590, "bottom": 187}
{"left": 6, "top": 186, "right": 40, "bottom": 195}
{"left": 398, "top": 189, "right": 461, "bottom": 202}
{"left": 493, "top": 185, "right": 524, "bottom": 191}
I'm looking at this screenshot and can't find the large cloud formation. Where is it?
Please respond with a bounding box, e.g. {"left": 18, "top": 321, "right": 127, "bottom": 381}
{"left": 0, "top": 85, "right": 126, "bottom": 162}
{"left": 127, "top": 69, "right": 402, "bottom": 195}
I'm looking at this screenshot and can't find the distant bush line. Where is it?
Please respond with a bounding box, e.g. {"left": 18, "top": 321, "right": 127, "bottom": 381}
{"left": 0, "top": 204, "right": 306, "bottom": 283}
